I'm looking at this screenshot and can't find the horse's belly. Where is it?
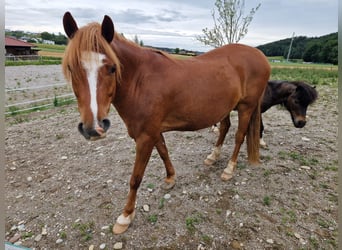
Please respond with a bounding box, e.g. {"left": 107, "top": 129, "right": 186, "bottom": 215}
{"left": 161, "top": 104, "right": 233, "bottom": 132}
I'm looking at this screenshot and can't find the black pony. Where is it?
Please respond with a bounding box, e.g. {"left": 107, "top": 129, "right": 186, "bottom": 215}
{"left": 259, "top": 80, "right": 318, "bottom": 146}
{"left": 212, "top": 80, "right": 318, "bottom": 147}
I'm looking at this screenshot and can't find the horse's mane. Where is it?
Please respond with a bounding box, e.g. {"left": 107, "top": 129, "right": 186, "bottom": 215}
{"left": 114, "top": 32, "right": 176, "bottom": 61}
{"left": 291, "top": 81, "right": 318, "bottom": 104}
{"left": 62, "top": 22, "right": 122, "bottom": 83}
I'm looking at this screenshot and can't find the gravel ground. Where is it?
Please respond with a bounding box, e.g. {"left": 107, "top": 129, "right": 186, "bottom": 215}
{"left": 5, "top": 65, "right": 338, "bottom": 249}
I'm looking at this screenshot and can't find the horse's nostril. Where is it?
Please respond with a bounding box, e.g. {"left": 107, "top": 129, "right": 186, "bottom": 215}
{"left": 102, "top": 119, "right": 111, "bottom": 131}
{"left": 296, "top": 120, "right": 306, "bottom": 128}
{"left": 78, "top": 122, "right": 91, "bottom": 139}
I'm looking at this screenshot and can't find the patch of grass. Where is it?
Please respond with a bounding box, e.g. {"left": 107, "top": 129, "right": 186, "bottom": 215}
{"left": 148, "top": 214, "right": 158, "bottom": 224}
{"left": 263, "top": 169, "right": 271, "bottom": 177}
{"left": 317, "top": 218, "right": 334, "bottom": 229}
{"left": 59, "top": 231, "right": 67, "bottom": 239}
{"left": 158, "top": 197, "right": 165, "bottom": 209}
{"left": 237, "top": 162, "right": 247, "bottom": 170}
{"left": 324, "top": 165, "right": 338, "bottom": 172}
{"left": 146, "top": 183, "right": 155, "bottom": 190}
{"left": 201, "top": 234, "right": 213, "bottom": 244}
{"left": 271, "top": 67, "right": 338, "bottom": 87}
{"left": 278, "top": 151, "right": 319, "bottom": 166}
{"left": 185, "top": 212, "right": 203, "bottom": 233}
{"left": 309, "top": 236, "right": 319, "bottom": 249}
{"left": 280, "top": 208, "right": 297, "bottom": 224}
{"left": 22, "top": 232, "right": 34, "bottom": 239}
{"left": 72, "top": 221, "right": 95, "bottom": 241}
{"left": 263, "top": 196, "right": 271, "bottom": 206}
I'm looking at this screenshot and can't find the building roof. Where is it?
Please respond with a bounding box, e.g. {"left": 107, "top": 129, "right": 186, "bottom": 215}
{"left": 5, "top": 36, "right": 35, "bottom": 47}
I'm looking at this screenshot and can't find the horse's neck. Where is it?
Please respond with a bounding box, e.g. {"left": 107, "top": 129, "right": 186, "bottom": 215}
{"left": 113, "top": 39, "right": 144, "bottom": 72}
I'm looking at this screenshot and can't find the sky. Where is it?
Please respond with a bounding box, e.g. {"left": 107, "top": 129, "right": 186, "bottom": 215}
{"left": 5, "top": 0, "right": 338, "bottom": 52}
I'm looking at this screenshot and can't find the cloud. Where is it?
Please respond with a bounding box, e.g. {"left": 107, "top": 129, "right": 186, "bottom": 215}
{"left": 5, "top": 0, "right": 337, "bottom": 51}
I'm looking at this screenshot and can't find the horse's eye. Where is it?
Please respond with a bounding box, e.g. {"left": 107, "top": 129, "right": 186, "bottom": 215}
{"left": 109, "top": 65, "right": 116, "bottom": 74}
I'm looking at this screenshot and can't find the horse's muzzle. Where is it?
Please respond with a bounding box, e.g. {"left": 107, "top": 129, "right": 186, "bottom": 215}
{"left": 78, "top": 119, "right": 111, "bottom": 140}
{"left": 294, "top": 120, "right": 306, "bottom": 128}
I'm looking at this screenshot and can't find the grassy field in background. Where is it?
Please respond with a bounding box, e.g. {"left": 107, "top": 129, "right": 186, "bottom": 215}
{"left": 6, "top": 43, "right": 338, "bottom": 87}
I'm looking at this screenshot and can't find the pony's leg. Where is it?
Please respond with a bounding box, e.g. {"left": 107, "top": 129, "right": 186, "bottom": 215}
{"left": 204, "top": 116, "right": 231, "bottom": 165}
{"left": 113, "top": 134, "right": 155, "bottom": 234}
{"left": 155, "top": 134, "right": 176, "bottom": 190}
{"left": 221, "top": 105, "right": 257, "bottom": 181}
{"left": 259, "top": 115, "right": 267, "bottom": 148}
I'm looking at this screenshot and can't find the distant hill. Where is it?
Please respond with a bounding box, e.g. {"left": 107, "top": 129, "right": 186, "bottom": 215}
{"left": 257, "top": 32, "right": 337, "bottom": 65}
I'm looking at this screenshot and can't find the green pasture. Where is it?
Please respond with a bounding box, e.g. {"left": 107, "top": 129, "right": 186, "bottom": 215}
{"left": 6, "top": 43, "right": 337, "bottom": 87}
{"left": 34, "top": 43, "right": 66, "bottom": 53}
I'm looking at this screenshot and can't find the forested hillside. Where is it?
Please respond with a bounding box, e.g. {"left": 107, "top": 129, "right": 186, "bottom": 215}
{"left": 257, "top": 32, "right": 337, "bottom": 64}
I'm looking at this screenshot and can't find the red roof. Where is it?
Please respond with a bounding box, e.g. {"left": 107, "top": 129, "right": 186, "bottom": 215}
{"left": 5, "top": 36, "right": 35, "bottom": 47}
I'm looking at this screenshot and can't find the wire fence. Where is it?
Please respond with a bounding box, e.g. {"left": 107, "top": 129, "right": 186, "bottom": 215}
{"left": 5, "top": 82, "right": 75, "bottom": 115}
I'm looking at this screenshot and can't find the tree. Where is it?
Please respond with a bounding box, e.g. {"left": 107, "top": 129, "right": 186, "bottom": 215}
{"left": 196, "top": 0, "right": 261, "bottom": 47}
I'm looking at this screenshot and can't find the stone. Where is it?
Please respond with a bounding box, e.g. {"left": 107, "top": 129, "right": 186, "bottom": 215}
{"left": 266, "top": 239, "right": 274, "bottom": 244}
{"left": 230, "top": 239, "right": 242, "bottom": 249}
{"left": 114, "top": 242, "right": 123, "bottom": 249}
{"left": 99, "top": 243, "right": 106, "bottom": 249}
{"left": 56, "top": 238, "right": 63, "bottom": 244}
{"left": 143, "top": 204, "right": 150, "bottom": 212}
{"left": 9, "top": 233, "right": 21, "bottom": 243}
{"left": 301, "top": 137, "right": 311, "bottom": 142}
{"left": 164, "top": 194, "right": 171, "bottom": 200}
{"left": 34, "top": 234, "right": 42, "bottom": 242}
{"left": 300, "top": 166, "right": 311, "bottom": 170}
{"left": 41, "top": 226, "right": 48, "bottom": 235}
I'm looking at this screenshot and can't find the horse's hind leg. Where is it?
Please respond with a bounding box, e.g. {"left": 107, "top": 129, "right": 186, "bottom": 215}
{"left": 155, "top": 134, "right": 176, "bottom": 190}
{"left": 204, "top": 115, "right": 231, "bottom": 165}
{"left": 221, "top": 103, "right": 259, "bottom": 181}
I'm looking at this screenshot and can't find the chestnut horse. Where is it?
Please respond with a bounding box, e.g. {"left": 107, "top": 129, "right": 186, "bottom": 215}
{"left": 62, "top": 12, "right": 270, "bottom": 234}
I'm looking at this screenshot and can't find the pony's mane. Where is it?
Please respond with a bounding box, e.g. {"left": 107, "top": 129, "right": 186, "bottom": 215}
{"left": 291, "top": 81, "right": 318, "bottom": 104}
{"left": 62, "top": 22, "right": 122, "bottom": 83}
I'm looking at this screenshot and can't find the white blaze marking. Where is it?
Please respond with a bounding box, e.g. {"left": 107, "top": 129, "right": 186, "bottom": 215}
{"left": 81, "top": 52, "right": 106, "bottom": 127}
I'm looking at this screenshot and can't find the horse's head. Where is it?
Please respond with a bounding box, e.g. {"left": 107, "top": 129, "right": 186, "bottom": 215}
{"left": 62, "top": 12, "right": 121, "bottom": 140}
{"left": 285, "top": 83, "right": 318, "bottom": 128}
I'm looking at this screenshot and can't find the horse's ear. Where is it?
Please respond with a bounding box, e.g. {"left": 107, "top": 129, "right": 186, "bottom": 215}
{"left": 63, "top": 12, "right": 78, "bottom": 39}
{"left": 101, "top": 15, "right": 115, "bottom": 43}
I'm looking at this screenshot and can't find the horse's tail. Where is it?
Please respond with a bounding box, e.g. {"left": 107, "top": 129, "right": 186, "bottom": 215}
{"left": 246, "top": 94, "right": 263, "bottom": 165}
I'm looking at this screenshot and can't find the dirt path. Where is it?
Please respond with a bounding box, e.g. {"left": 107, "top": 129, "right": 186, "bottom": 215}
{"left": 5, "top": 66, "right": 338, "bottom": 249}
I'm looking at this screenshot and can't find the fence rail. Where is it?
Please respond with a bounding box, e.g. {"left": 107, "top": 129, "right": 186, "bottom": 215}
{"left": 5, "top": 82, "right": 75, "bottom": 115}
{"left": 6, "top": 55, "right": 40, "bottom": 61}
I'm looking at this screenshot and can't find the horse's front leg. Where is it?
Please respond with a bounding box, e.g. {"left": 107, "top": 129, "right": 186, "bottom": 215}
{"left": 155, "top": 134, "right": 176, "bottom": 190}
{"left": 113, "top": 134, "right": 155, "bottom": 234}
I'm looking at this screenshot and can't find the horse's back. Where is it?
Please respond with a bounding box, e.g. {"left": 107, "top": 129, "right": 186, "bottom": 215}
{"left": 196, "top": 43, "right": 270, "bottom": 88}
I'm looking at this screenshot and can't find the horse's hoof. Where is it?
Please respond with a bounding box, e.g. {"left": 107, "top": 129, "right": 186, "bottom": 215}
{"left": 113, "top": 222, "right": 130, "bottom": 235}
{"left": 221, "top": 171, "right": 233, "bottom": 181}
{"left": 113, "top": 211, "right": 135, "bottom": 234}
{"left": 161, "top": 180, "right": 175, "bottom": 190}
{"left": 259, "top": 138, "right": 267, "bottom": 148}
{"left": 204, "top": 158, "right": 215, "bottom": 166}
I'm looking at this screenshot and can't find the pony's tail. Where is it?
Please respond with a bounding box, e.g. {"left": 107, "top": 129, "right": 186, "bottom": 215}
{"left": 246, "top": 95, "right": 262, "bottom": 165}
